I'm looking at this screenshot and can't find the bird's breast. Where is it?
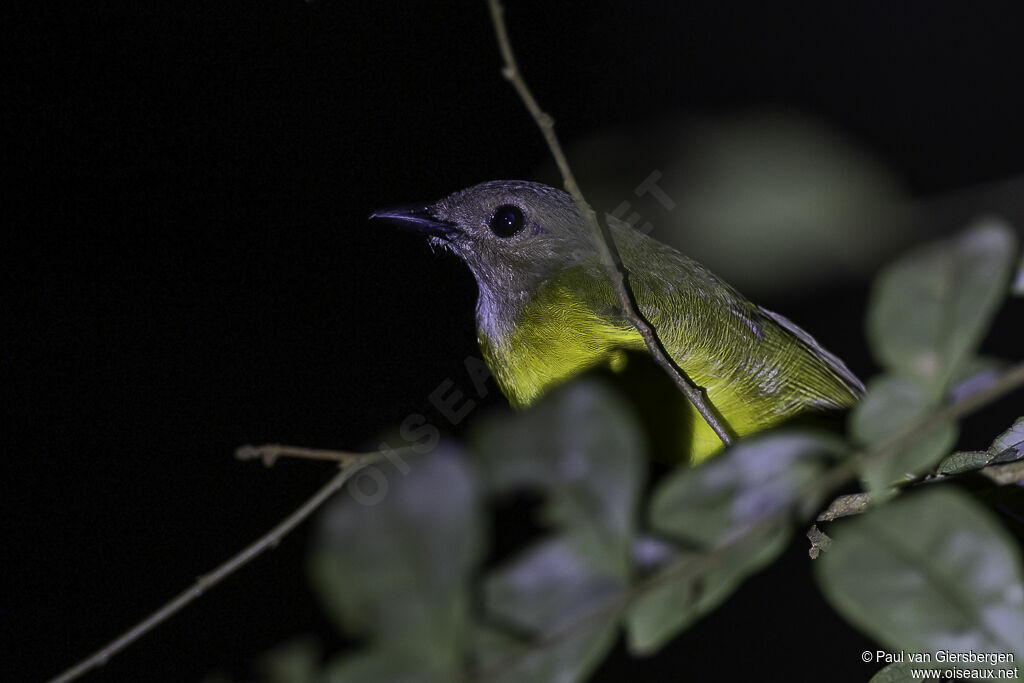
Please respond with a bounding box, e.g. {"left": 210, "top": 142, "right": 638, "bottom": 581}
{"left": 476, "top": 281, "right": 643, "bottom": 409}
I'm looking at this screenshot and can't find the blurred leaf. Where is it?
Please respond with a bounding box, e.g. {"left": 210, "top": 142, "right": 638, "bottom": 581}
{"left": 625, "top": 525, "right": 787, "bottom": 654}
{"left": 310, "top": 446, "right": 481, "bottom": 669}
{"left": 1013, "top": 253, "right": 1024, "bottom": 296}
{"left": 472, "top": 379, "right": 645, "bottom": 577}
{"left": 851, "top": 377, "right": 929, "bottom": 443}
{"left": 631, "top": 535, "right": 676, "bottom": 574}
{"left": 992, "top": 418, "right": 1024, "bottom": 459}
{"left": 464, "top": 381, "right": 644, "bottom": 680}
{"left": 947, "top": 355, "right": 1008, "bottom": 403}
{"left": 816, "top": 488, "right": 1024, "bottom": 667}
{"left": 476, "top": 533, "right": 622, "bottom": 683}
{"left": 851, "top": 376, "right": 958, "bottom": 491}
{"left": 669, "top": 115, "right": 907, "bottom": 293}
{"left": 867, "top": 221, "right": 1017, "bottom": 393}
{"left": 937, "top": 417, "right": 1024, "bottom": 475}
{"left": 869, "top": 661, "right": 942, "bottom": 682}
{"left": 624, "top": 432, "right": 842, "bottom": 653}
{"left": 322, "top": 646, "right": 447, "bottom": 683}
{"left": 471, "top": 623, "right": 617, "bottom": 683}
{"left": 259, "top": 637, "right": 319, "bottom": 683}
{"left": 483, "top": 534, "right": 623, "bottom": 633}
{"left": 649, "top": 431, "right": 847, "bottom": 545}
{"left": 554, "top": 112, "right": 910, "bottom": 295}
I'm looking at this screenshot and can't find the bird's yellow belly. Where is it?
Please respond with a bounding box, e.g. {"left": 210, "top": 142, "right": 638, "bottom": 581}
{"left": 478, "top": 289, "right": 780, "bottom": 464}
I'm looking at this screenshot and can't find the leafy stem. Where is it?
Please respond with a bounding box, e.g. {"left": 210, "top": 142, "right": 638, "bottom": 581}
{"left": 470, "top": 360, "right": 1024, "bottom": 681}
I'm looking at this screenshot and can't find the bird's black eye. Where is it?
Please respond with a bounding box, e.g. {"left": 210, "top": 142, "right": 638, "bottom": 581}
{"left": 488, "top": 204, "right": 525, "bottom": 238}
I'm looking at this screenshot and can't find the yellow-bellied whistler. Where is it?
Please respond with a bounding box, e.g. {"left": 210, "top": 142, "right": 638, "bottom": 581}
{"left": 373, "top": 181, "right": 863, "bottom": 463}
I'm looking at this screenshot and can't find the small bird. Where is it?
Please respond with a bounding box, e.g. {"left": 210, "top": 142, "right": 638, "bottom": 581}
{"left": 373, "top": 181, "right": 863, "bottom": 462}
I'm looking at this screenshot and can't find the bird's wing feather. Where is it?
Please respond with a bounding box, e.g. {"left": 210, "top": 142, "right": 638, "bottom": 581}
{"left": 757, "top": 307, "right": 865, "bottom": 394}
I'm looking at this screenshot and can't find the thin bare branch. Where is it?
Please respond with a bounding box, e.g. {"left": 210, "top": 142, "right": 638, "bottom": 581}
{"left": 484, "top": 0, "right": 734, "bottom": 447}
{"left": 235, "top": 443, "right": 362, "bottom": 467}
{"left": 814, "top": 459, "right": 1024, "bottom": 526}
{"left": 807, "top": 434, "right": 1024, "bottom": 555}
{"left": 47, "top": 452, "right": 384, "bottom": 683}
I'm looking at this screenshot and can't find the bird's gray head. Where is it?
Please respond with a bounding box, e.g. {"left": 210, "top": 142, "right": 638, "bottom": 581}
{"left": 371, "top": 181, "right": 597, "bottom": 303}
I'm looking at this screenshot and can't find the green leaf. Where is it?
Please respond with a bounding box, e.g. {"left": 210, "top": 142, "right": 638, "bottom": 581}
{"left": 624, "top": 113, "right": 908, "bottom": 296}
{"left": 947, "top": 355, "right": 1007, "bottom": 403}
{"left": 472, "top": 379, "right": 645, "bottom": 577}
{"left": 624, "top": 432, "right": 841, "bottom": 653}
{"left": 322, "top": 646, "right": 448, "bottom": 683}
{"left": 309, "top": 446, "right": 482, "bottom": 667}
{"left": 991, "top": 417, "right": 1024, "bottom": 461}
{"left": 625, "top": 525, "right": 788, "bottom": 654}
{"left": 816, "top": 488, "right": 1024, "bottom": 668}
{"left": 470, "top": 622, "right": 617, "bottom": 683}
{"left": 649, "top": 431, "right": 847, "bottom": 544}
{"left": 851, "top": 376, "right": 958, "bottom": 491}
{"left": 867, "top": 221, "right": 1017, "bottom": 392}
{"left": 937, "top": 417, "right": 1024, "bottom": 475}
{"left": 258, "top": 637, "right": 319, "bottom": 683}
{"left": 476, "top": 533, "right": 622, "bottom": 683}
{"left": 1013, "top": 253, "right": 1024, "bottom": 296}
{"left": 935, "top": 450, "right": 993, "bottom": 476}
{"left": 484, "top": 534, "right": 623, "bottom": 633}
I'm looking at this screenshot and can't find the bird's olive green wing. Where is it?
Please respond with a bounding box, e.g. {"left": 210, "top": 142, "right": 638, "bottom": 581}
{"left": 613, "top": 223, "right": 862, "bottom": 450}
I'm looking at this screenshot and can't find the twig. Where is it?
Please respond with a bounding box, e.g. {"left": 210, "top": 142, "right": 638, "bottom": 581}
{"left": 981, "top": 460, "right": 1024, "bottom": 486}
{"left": 484, "top": 0, "right": 735, "bottom": 447}
{"left": 813, "top": 458, "right": 1024, "bottom": 526}
{"left": 47, "top": 451, "right": 384, "bottom": 683}
{"left": 806, "top": 525, "right": 833, "bottom": 559}
{"left": 810, "top": 360, "right": 1024, "bottom": 505}
{"left": 816, "top": 493, "right": 872, "bottom": 522}
{"left": 235, "top": 443, "right": 362, "bottom": 467}
{"left": 805, "top": 364, "right": 1024, "bottom": 553}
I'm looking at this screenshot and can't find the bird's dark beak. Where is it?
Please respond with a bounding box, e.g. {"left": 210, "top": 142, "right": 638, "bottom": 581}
{"left": 369, "top": 205, "right": 458, "bottom": 237}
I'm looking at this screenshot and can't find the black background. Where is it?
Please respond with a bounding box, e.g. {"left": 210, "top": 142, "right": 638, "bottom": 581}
{"left": 5, "top": 2, "right": 1024, "bottom": 681}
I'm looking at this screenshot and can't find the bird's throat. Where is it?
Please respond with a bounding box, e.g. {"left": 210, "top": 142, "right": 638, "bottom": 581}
{"left": 476, "top": 276, "right": 643, "bottom": 409}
